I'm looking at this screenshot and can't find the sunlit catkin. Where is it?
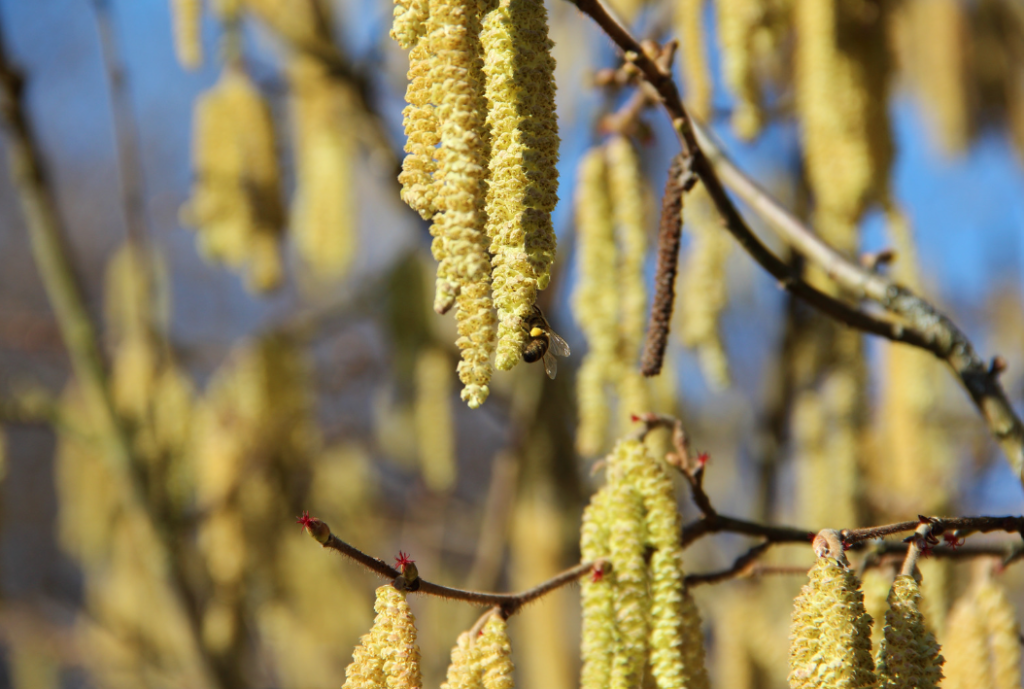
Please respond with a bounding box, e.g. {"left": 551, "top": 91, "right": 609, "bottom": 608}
{"left": 442, "top": 632, "right": 483, "bottom": 689}
{"left": 181, "top": 67, "right": 285, "bottom": 292}
{"left": 479, "top": 614, "right": 515, "bottom": 689}
{"left": 876, "top": 575, "right": 944, "bottom": 689}
{"left": 398, "top": 35, "right": 440, "bottom": 223}
{"left": 607, "top": 478, "right": 649, "bottom": 689}
{"left": 289, "top": 56, "right": 357, "bottom": 281}
{"left": 675, "top": 0, "right": 712, "bottom": 121}
{"left": 170, "top": 0, "right": 202, "bottom": 70}
{"left": 606, "top": 136, "right": 647, "bottom": 362}
{"left": 615, "top": 438, "right": 710, "bottom": 689}
{"left": 795, "top": 0, "right": 892, "bottom": 241}
{"left": 414, "top": 347, "right": 455, "bottom": 491}
{"left": 715, "top": 0, "right": 764, "bottom": 138}
{"left": 574, "top": 149, "right": 618, "bottom": 455}
{"left": 580, "top": 487, "right": 614, "bottom": 689}
{"left": 391, "top": 0, "right": 431, "bottom": 49}
{"left": 344, "top": 585, "right": 422, "bottom": 689}
{"left": 976, "top": 579, "right": 1022, "bottom": 689}
{"left": 482, "top": 0, "right": 560, "bottom": 371}
{"left": 678, "top": 186, "right": 731, "bottom": 390}
{"left": 942, "top": 583, "right": 994, "bottom": 689}
{"left": 789, "top": 557, "right": 877, "bottom": 689}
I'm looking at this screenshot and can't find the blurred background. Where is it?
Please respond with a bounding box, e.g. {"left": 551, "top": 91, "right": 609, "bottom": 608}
{"left": 0, "top": 0, "right": 1023, "bottom": 687}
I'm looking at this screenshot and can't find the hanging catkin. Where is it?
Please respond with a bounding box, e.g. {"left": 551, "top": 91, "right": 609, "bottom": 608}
{"left": 289, "top": 56, "right": 357, "bottom": 282}
{"left": 714, "top": 0, "right": 764, "bottom": 138}
{"left": 181, "top": 67, "right": 285, "bottom": 292}
{"left": 482, "top": 0, "right": 560, "bottom": 371}
{"left": 574, "top": 149, "right": 618, "bottom": 455}
{"left": 795, "top": 0, "right": 892, "bottom": 244}
{"left": 876, "top": 575, "right": 944, "bottom": 689}
{"left": 170, "top": 0, "right": 203, "bottom": 70}
{"left": 343, "top": 585, "right": 422, "bottom": 689}
{"left": 675, "top": 0, "right": 712, "bottom": 121}
{"left": 677, "top": 185, "right": 731, "bottom": 390}
{"left": 789, "top": 557, "right": 877, "bottom": 689}
{"left": 580, "top": 440, "right": 709, "bottom": 689}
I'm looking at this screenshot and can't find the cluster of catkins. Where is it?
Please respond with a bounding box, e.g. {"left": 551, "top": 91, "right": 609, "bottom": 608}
{"left": 580, "top": 439, "right": 710, "bottom": 689}
{"left": 175, "top": 0, "right": 359, "bottom": 292}
{"left": 790, "top": 555, "right": 945, "bottom": 689}
{"left": 342, "top": 586, "right": 515, "bottom": 689}
{"left": 392, "top": 0, "right": 559, "bottom": 408}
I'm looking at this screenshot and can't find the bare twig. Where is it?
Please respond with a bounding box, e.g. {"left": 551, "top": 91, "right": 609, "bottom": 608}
{"left": 300, "top": 513, "right": 603, "bottom": 617}
{"left": 91, "top": 0, "right": 151, "bottom": 244}
{"left": 567, "top": 0, "right": 1024, "bottom": 481}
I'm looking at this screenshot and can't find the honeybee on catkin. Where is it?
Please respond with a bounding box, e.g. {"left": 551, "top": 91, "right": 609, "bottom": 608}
{"left": 521, "top": 305, "right": 570, "bottom": 380}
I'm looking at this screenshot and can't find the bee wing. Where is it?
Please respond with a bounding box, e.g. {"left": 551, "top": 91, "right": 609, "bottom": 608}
{"left": 547, "top": 331, "right": 571, "bottom": 358}
{"left": 543, "top": 351, "right": 558, "bottom": 379}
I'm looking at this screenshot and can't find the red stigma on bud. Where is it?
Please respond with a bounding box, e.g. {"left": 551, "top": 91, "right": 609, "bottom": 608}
{"left": 395, "top": 551, "right": 415, "bottom": 571}
{"left": 944, "top": 533, "right": 966, "bottom": 549}
{"left": 630, "top": 414, "right": 641, "bottom": 423}
{"left": 696, "top": 452, "right": 709, "bottom": 466}
{"left": 296, "top": 511, "right": 316, "bottom": 533}
{"left": 591, "top": 566, "right": 605, "bottom": 583}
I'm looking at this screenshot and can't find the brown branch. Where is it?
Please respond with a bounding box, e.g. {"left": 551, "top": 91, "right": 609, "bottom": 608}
{"left": 639, "top": 154, "right": 691, "bottom": 376}
{"left": 842, "top": 515, "right": 1024, "bottom": 546}
{"left": 302, "top": 514, "right": 603, "bottom": 617}
{"left": 567, "top": 0, "right": 1024, "bottom": 482}
{"left": 684, "top": 541, "right": 772, "bottom": 587}
{"left": 691, "top": 122, "right": 1024, "bottom": 481}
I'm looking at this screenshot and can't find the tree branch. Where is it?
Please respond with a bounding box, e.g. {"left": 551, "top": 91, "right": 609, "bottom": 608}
{"left": 298, "top": 512, "right": 603, "bottom": 617}
{"left": 568, "top": 0, "right": 1024, "bottom": 482}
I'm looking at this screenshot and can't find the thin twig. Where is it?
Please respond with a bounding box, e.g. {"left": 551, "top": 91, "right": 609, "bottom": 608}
{"left": 306, "top": 515, "right": 602, "bottom": 617}
{"left": 91, "top": 0, "right": 151, "bottom": 244}
{"left": 567, "top": 0, "right": 1024, "bottom": 481}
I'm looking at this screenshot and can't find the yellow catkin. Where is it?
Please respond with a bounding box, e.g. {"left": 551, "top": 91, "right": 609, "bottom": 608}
{"left": 675, "top": 0, "right": 712, "bottom": 121}
{"left": 678, "top": 186, "right": 731, "bottom": 390}
{"left": 714, "top": 0, "right": 764, "bottom": 138}
{"left": 606, "top": 136, "right": 646, "bottom": 363}
{"left": 876, "top": 575, "right": 944, "bottom": 689}
{"left": 482, "top": 0, "right": 560, "bottom": 370}
{"left": 942, "top": 583, "right": 995, "bottom": 689}
{"left": 344, "top": 585, "right": 422, "bottom": 689}
{"left": 289, "top": 56, "right": 357, "bottom": 281}
{"left": 574, "top": 149, "right": 618, "bottom": 455}
{"left": 580, "top": 486, "right": 615, "bottom": 689}
{"left": 423, "top": 0, "right": 496, "bottom": 407}
{"left": 441, "top": 632, "right": 483, "bottom": 689}
{"left": 901, "top": 0, "right": 971, "bottom": 156}
{"left": 607, "top": 478, "right": 649, "bottom": 689}
{"left": 391, "top": 0, "right": 431, "bottom": 49}
{"left": 614, "top": 439, "right": 710, "bottom": 689}
{"left": 414, "top": 347, "right": 456, "bottom": 491}
{"left": 876, "top": 208, "right": 951, "bottom": 516}
{"left": 398, "top": 25, "right": 441, "bottom": 223}
{"left": 795, "top": 0, "right": 892, "bottom": 243}
{"left": 789, "top": 557, "right": 876, "bottom": 689}
{"left": 170, "top": 0, "right": 203, "bottom": 70}
{"left": 861, "top": 566, "right": 895, "bottom": 652}
{"left": 181, "top": 67, "right": 285, "bottom": 292}
{"left": 975, "top": 579, "right": 1022, "bottom": 689}
{"left": 479, "top": 614, "right": 515, "bottom": 689}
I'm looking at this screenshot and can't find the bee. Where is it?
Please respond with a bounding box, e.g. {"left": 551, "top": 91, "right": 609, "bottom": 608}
{"left": 521, "top": 305, "right": 570, "bottom": 380}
